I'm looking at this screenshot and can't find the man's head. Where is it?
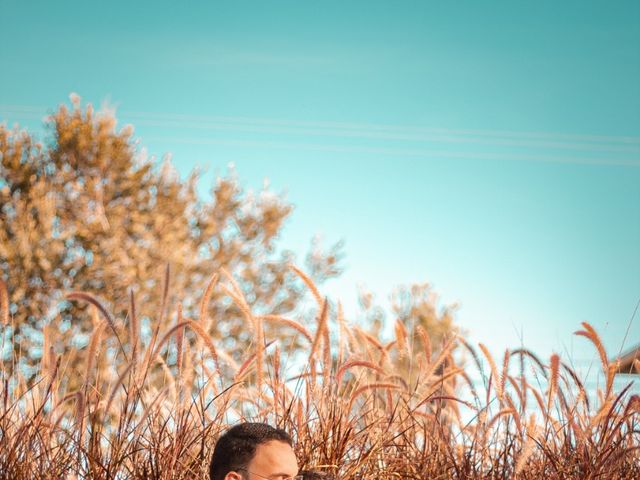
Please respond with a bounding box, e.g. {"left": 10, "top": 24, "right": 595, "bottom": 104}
{"left": 209, "top": 422, "right": 299, "bottom": 480}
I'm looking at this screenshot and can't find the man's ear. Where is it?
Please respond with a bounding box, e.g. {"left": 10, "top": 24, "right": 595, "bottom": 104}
{"left": 224, "top": 472, "right": 242, "bottom": 480}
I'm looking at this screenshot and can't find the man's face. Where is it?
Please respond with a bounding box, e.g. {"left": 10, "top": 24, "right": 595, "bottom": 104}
{"left": 239, "top": 440, "right": 299, "bottom": 480}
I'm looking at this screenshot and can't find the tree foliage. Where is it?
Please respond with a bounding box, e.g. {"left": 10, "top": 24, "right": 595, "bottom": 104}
{"left": 0, "top": 95, "right": 339, "bottom": 371}
{"left": 357, "top": 282, "right": 460, "bottom": 384}
{"left": 0, "top": 94, "right": 462, "bottom": 385}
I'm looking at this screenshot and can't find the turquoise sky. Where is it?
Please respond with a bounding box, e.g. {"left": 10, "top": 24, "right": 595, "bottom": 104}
{"left": 1, "top": 0, "right": 639, "bottom": 368}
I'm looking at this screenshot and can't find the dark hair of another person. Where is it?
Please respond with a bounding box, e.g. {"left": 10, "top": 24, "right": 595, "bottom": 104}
{"left": 209, "top": 422, "right": 293, "bottom": 480}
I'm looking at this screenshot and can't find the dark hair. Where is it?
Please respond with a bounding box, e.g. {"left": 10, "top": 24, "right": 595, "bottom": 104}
{"left": 300, "top": 470, "right": 336, "bottom": 480}
{"left": 209, "top": 422, "right": 293, "bottom": 480}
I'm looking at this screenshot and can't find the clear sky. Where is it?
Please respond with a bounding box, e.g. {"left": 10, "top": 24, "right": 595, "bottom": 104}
{"left": 1, "top": 0, "right": 639, "bottom": 368}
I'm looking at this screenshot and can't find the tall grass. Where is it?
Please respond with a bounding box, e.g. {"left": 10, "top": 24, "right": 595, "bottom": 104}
{"left": 0, "top": 267, "right": 638, "bottom": 479}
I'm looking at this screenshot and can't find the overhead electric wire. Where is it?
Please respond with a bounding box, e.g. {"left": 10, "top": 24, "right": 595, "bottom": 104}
{"left": 1, "top": 104, "right": 639, "bottom": 167}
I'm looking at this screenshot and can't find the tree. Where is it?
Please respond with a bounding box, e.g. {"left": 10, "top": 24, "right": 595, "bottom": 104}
{"left": 356, "top": 282, "right": 460, "bottom": 386}
{"left": 0, "top": 94, "right": 340, "bottom": 374}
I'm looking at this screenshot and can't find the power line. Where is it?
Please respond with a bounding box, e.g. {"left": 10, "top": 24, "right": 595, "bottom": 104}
{"left": 1, "top": 105, "right": 639, "bottom": 167}
{"left": 2, "top": 104, "right": 639, "bottom": 145}
{"left": 141, "top": 136, "right": 640, "bottom": 167}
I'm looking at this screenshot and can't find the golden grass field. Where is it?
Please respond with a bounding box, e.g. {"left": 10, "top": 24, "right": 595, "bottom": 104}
{"left": 0, "top": 266, "right": 638, "bottom": 479}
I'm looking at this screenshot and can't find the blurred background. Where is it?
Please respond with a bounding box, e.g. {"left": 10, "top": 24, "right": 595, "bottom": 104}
{"left": 1, "top": 0, "right": 639, "bottom": 384}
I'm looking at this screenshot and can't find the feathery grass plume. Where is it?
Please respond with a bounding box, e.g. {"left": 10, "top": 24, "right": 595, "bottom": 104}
{"left": 565, "top": 405, "right": 587, "bottom": 445}
{"left": 66, "top": 291, "right": 127, "bottom": 359}
{"left": 321, "top": 302, "right": 332, "bottom": 388}
{"left": 561, "top": 360, "right": 590, "bottom": 411}
{"left": 547, "top": 353, "right": 560, "bottom": 411}
{"left": 507, "top": 375, "right": 525, "bottom": 412}
{"left": 309, "top": 298, "right": 329, "bottom": 365}
{"left": 256, "top": 309, "right": 265, "bottom": 396}
{"left": 155, "top": 352, "right": 178, "bottom": 401}
{"left": 135, "top": 318, "right": 161, "bottom": 387}
{"left": 258, "top": 315, "right": 313, "bottom": 343}
{"left": 187, "top": 319, "right": 222, "bottom": 380}
{"left": 199, "top": 272, "right": 219, "bottom": 329}
{"left": 40, "top": 343, "right": 59, "bottom": 408}
{"left": 336, "top": 359, "right": 386, "bottom": 386}
{"left": 624, "top": 394, "right": 640, "bottom": 416}
{"left": 30, "top": 355, "right": 60, "bottom": 420}
{"left": 0, "top": 278, "right": 8, "bottom": 326}
{"left": 384, "top": 339, "right": 396, "bottom": 353}
{"left": 487, "top": 408, "right": 517, "bottom": 431}
{"left": 511, "top": 348, "right": 548, "bottom": 377}
{"left": 90, "top": 299, "right": 101, "bottom": 327}
{"left": 575, "top": 321, "right": 619, "bottom": 403}
{"left": 220, "top": 266, "right": 244, "bottom": 298}
{"left": 598, "top": 382, "right": 634, "bottom": 431}
{"left": 73, "top": 390, "right": 86, "bottom": 448}
{"left": 159, "top": 263, "right": 171, "bottom": 325}
{"left": 219, "top": 283, "right": 253, "bottom": 326}
{"left": 479, "top": 343, "right": 502, "bottom": 401}
{"left": 459, "top": 369, "right": 479, "bottom": 400}
{"left": 129, "top": 289, "right": 139, "bottom": 362}
{"left": 47, "top": 346, "right": 58, "bottom": 395}
{"left": 151, "top": 320, "right": 191, "bottom": 361}
{"left": 590, "top": 397, "right": 615, "bottom": 428}
{"left": 130, "top": 385, "right": 170, "bottom": 439}
{"left": 412, "top": 369, "right": 464, "bottom": 411}
{"left": 83, "top": 315, "right": 106, "bottom": 392}
{"left": 272, "top": 345, "right": 281, "bottom": 394}
{"left": 41, "top": 323, "right": 52, "bottom": 375}
{"left": 574, "top": 321, "right": 609, "bottom": 376}
{"left": 413, "top": 368, "right": 468, "bottom": 409}
{"left": 234, "top": 341, "right": 275, "bottom": 383}
{"left": 354, "top": 326, "right": 388, "bottom": 366}
{"left": 421, "top": 335, "right": 457, "bottom": 384}
{"left": 461, "top": 338, "right": 483, "bottom": 374}
{"left": 289, "top": 264, "right": 323, "bottom": 308}
{"left": 395, "top": 319, "right": 409, "bottom": 359}
{"left": 383, "top": 373, "right": 410, "bottom": 391}
{"left": 514, "top": 431, "right": 536, "bottom": 476}
{"left": 220, "top": 269, "right": 263, "bottom": 391}
{"left": 289, "top": 266, "right": 330, "bottom": 385}
{"left": 180, "top": 337, "right": 193, "bottom": 393}
{"left": 499, "top": 349, "right": 510, "bottom": 405}
{"left": 216, "top": 349, "right": 240, "bottom": 371}
{"left": 527, "top": 380, "right": 547, "bottom": 415}
{"left": 416, "top": 325, "right": 432, "bottom": 363}
{"left": 295, "top": 397, "right": 304, "bottom": 437}
{"left": 504, "top": 393, "right": 523, "bottom": 435}
{"left": 605, "top": 361, "right": 618, "bottom": 400}
{"left": 105, "top": 361, "right": 135, "bottom": 416}
{"left": 175, "top": 304, "right": 185, "bottom": 376}
{"left": 234, "top": 352, "right": 257, "bottom": 383}
{"left": 3, "top": 266, "right": 640, "bottom": 478}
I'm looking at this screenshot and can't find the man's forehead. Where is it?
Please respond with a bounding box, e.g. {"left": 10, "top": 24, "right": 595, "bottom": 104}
{"left": 251, "top": 440, "right": 298, "bottom": 470}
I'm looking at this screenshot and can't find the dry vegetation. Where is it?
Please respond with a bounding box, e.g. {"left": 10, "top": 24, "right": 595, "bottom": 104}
{"left": 0, "top": 267, "right": 638, "bottom": 479}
